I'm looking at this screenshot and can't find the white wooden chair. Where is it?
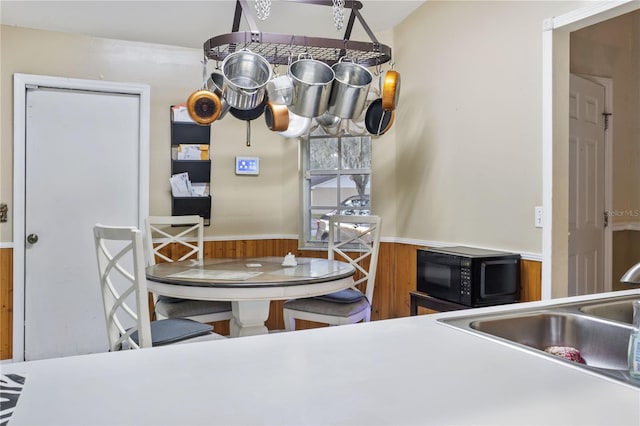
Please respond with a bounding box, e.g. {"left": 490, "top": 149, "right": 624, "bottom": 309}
{"left": 93, "top": 224, "right": 225, "bottom": 350}
{"left": 283, "top": 215, "right": 382, "bottom": 330}
{"left": 144, "top": 215, "right": 233, "bottom": 324}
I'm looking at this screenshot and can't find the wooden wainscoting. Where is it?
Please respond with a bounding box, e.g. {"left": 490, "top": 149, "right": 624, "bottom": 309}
{"left": 520, "top": 259, "right": 542, "bottom": 302}
{"left": 201, "top": 242, "right": 543, "bottom": 333}
{"left": 0, "top": 241, "right": 542, "bottom": 359}
{"left": 1, "top": 248, "right": 13, "bottom": 359}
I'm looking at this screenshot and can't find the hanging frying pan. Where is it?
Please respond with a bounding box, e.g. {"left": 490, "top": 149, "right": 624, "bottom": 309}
{"left": 230, "top": 98, "right": 267, "bottom": 146}
{"left": 264, "top": 101, "right": 290, "bottom": 132}
{"left": 365, "top": 98, "right": 395, "bottom": 136}
{"left": 229, "top": 97, "right": 267, "bottom": 121}
{"left": 381, "top": 69, "right": 401, "bottom": 111}
{"left": 186, "top": 90, "right": 222, "bottom": 125}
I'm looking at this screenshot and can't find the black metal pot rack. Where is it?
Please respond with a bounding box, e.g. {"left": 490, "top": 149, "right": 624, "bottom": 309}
{"left": 203, "top": 0, "right": 392, "bottom": 67}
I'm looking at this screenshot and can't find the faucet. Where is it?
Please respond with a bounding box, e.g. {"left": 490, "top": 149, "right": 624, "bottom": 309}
{"left": 621, "top": 262, "right": 640, "bottom": 284}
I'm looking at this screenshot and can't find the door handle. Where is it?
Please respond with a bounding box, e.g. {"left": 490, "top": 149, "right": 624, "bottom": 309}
{"left": 27, "top": 233, "right": 39, "bottom": 244}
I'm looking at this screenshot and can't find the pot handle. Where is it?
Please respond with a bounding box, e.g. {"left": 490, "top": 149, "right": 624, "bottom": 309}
{"left": 200, "top": 57, "right": 209, "bottom": 90}
{"left": 297, "top": 52, "right": 314, "bottom": 61}
{"left": 239, "top": 87, "right": 259, "bottom": 96}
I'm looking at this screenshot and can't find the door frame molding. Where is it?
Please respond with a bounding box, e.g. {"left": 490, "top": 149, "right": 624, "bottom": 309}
{"left": 541, "top": 0, "right": 639, "bottom": 299}
{"left": 12, "top": 74, "right": 150, "bottom": 361}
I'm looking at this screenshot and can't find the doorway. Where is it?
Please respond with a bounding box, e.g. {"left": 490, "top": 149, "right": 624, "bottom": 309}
{"left": 12, "top": 74, "right": 150, "bottom": 361}
{"left": 541, "top": 0, "right": 640, "bottom": 299}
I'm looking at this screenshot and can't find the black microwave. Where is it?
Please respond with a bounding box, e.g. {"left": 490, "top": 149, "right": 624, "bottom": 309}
{"left": 416, "top": 246, "right": 521, "bottom": 307}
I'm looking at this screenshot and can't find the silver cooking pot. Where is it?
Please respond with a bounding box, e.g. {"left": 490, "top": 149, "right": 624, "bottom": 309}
{"left": 288, "top": 57, "right": 334, "bottom": 118}
{"left": 221, "top": 49, "right": 272, "bottom": 111}
{"left": 327, "top": 59, "right": 372, "bottom": 119}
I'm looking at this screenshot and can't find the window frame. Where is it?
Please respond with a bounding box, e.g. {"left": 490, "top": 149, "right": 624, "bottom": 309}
{"left": 301, "top": 132, "right": 372, "bottom": 249}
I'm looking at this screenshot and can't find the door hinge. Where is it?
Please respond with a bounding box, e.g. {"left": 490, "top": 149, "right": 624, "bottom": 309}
{"left": 0, "top": 203, "right": 7, "bottom": 222}
{"left": 603, "top": 210, "right": 609, "bottom": 228}
{"left": 602, "top": 112, "right": 612, "bottom": 131}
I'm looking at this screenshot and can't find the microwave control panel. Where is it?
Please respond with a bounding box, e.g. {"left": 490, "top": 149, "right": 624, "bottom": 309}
{"left": 460, "top": 266, "right": 471, "bottom": 297}
{"left": 460, "top": 259, "right": 472, "bottom": 301}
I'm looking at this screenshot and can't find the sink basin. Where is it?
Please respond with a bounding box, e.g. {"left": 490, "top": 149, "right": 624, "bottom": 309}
{"left": 469, "top": 312, "right": 631, "bottom": 370}
{"left": 578, "top": 299, "right": 636, "bottom": 324}
{"left": 439, "top": 302, "right": 639, "bottom": 387}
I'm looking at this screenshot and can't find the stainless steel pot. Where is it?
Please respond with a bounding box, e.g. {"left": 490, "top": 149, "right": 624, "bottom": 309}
{"left": 327, "top": 60, "right": 372, "bottom": 119}
{"left": 288, "top": 58, "right": 334, "bottom": 118}
{"left": 221, "top": 49, "right": 272, "bottom": 110}
{"left": 206, "top": 72, "right": 231, "bottom": 120}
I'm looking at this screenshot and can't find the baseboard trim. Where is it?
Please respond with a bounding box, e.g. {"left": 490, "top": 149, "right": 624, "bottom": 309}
{"left": 382, "top": 237, "right": 543, "bottom": 262}
{"left": 3, "top": 236, "right": 545, "bottom": 262}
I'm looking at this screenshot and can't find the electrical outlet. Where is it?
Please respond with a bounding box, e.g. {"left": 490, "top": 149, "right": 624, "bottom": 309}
{"left": 535, "top": 206, "right": 543, "bottom": 228}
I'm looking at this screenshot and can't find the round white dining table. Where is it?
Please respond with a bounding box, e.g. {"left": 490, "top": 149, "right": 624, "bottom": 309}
{"left": 146, "top": 256, "right": 356, "bottom": 337}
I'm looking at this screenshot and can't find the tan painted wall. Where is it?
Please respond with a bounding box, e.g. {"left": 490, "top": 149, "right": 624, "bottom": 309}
{"left": 0, "top": 25, "right": 397, "bottom": 243}
{"left": 7, "top": 1, "right": 630, "bottom": 262}
{"left": 0, "top": 26, "right": 294, "bottom": 240}
{"left": 393, "top": 1, "right": 586, "bottom": 254}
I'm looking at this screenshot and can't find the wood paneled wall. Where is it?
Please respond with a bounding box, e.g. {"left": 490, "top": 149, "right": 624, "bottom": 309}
{"left": 1, "top": 248, "right": 12, "bottom": 359}
{"left": 0, "top": 241, "right": 542, "bottom": 359}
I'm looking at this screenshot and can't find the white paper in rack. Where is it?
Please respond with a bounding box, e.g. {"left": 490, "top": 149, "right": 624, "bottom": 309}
{"left": 170, "top": 172, "right": 192, "bottom": 197}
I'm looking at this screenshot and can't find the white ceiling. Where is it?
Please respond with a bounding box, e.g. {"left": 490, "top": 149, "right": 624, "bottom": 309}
{"left": 0, "top": 1, "right": 425, "bottom": 49}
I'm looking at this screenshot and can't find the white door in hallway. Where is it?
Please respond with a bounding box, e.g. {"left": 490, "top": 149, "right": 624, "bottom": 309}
{"left": 15, "top": 76, "right": 149, "bottom": 360}
{"left": 568, "top": 74, "right": 606, "bottom": 296}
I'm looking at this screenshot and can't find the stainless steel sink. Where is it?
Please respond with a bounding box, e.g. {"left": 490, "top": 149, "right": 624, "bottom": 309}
{"left": 470, "top": 312, "right": 630, "bottom": 370}
{"left": 439, "top": 295, "right": 640, "bottom": 387}
{"left": 578, "top": 299, "right": 635, "bottom": 324}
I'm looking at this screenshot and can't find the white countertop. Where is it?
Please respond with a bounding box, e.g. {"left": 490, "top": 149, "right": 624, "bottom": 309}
{"left": 3, "top": 289, "right": 640, "bottom": 425}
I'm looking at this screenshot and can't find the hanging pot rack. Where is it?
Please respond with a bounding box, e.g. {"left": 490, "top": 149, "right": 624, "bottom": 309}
{"left": 203, "top": 0, "right": 392, "bottom": 67}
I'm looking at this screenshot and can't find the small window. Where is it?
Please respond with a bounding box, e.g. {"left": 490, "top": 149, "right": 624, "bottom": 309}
{"left": 302, "top": 130, "right": 372, "bottom": 247}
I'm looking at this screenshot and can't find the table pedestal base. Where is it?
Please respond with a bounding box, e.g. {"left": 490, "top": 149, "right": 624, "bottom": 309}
{"left": 230, "top": 300, "right": 270, "bottom": 337}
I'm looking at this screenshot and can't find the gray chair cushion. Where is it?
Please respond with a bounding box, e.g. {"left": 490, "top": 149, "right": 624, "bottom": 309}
{"left": 315, "top": 289, "right": 366, "bottom": 304}
{"left": 155, "top": 298, "right": 232, "bottom": 318}
{"left": 130, "top": 318, "right": 213, "bottom": 346}
{"left": 283, "top": 296, "right": 370, "bottom": 317}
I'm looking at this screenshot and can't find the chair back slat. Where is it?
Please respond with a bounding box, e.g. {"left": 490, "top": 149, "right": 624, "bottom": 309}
{"left": 94, "top": 224, "right": 151, "bottom": 350}
{"left": 328, "top": 215, "right": 382, "bottom": 303}
{"left": 144, "top": 215, "right": 204, "bottom": 265}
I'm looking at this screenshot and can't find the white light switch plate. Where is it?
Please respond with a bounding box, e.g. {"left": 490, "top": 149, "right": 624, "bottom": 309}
{"left": 535, "top": 206, "right": 543, "bottom": 228}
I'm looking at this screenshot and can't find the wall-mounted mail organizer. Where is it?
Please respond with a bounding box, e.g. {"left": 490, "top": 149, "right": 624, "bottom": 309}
{"left": 170, "top": 106, "right": 212, "bottom": 226}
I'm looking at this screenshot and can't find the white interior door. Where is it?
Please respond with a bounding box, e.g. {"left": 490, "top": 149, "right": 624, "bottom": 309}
{"left": 568, "top": 74, "right": 606, "bottom": 296}
{"left": 14, "top": 76, "right": 149, "bottom": 361}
